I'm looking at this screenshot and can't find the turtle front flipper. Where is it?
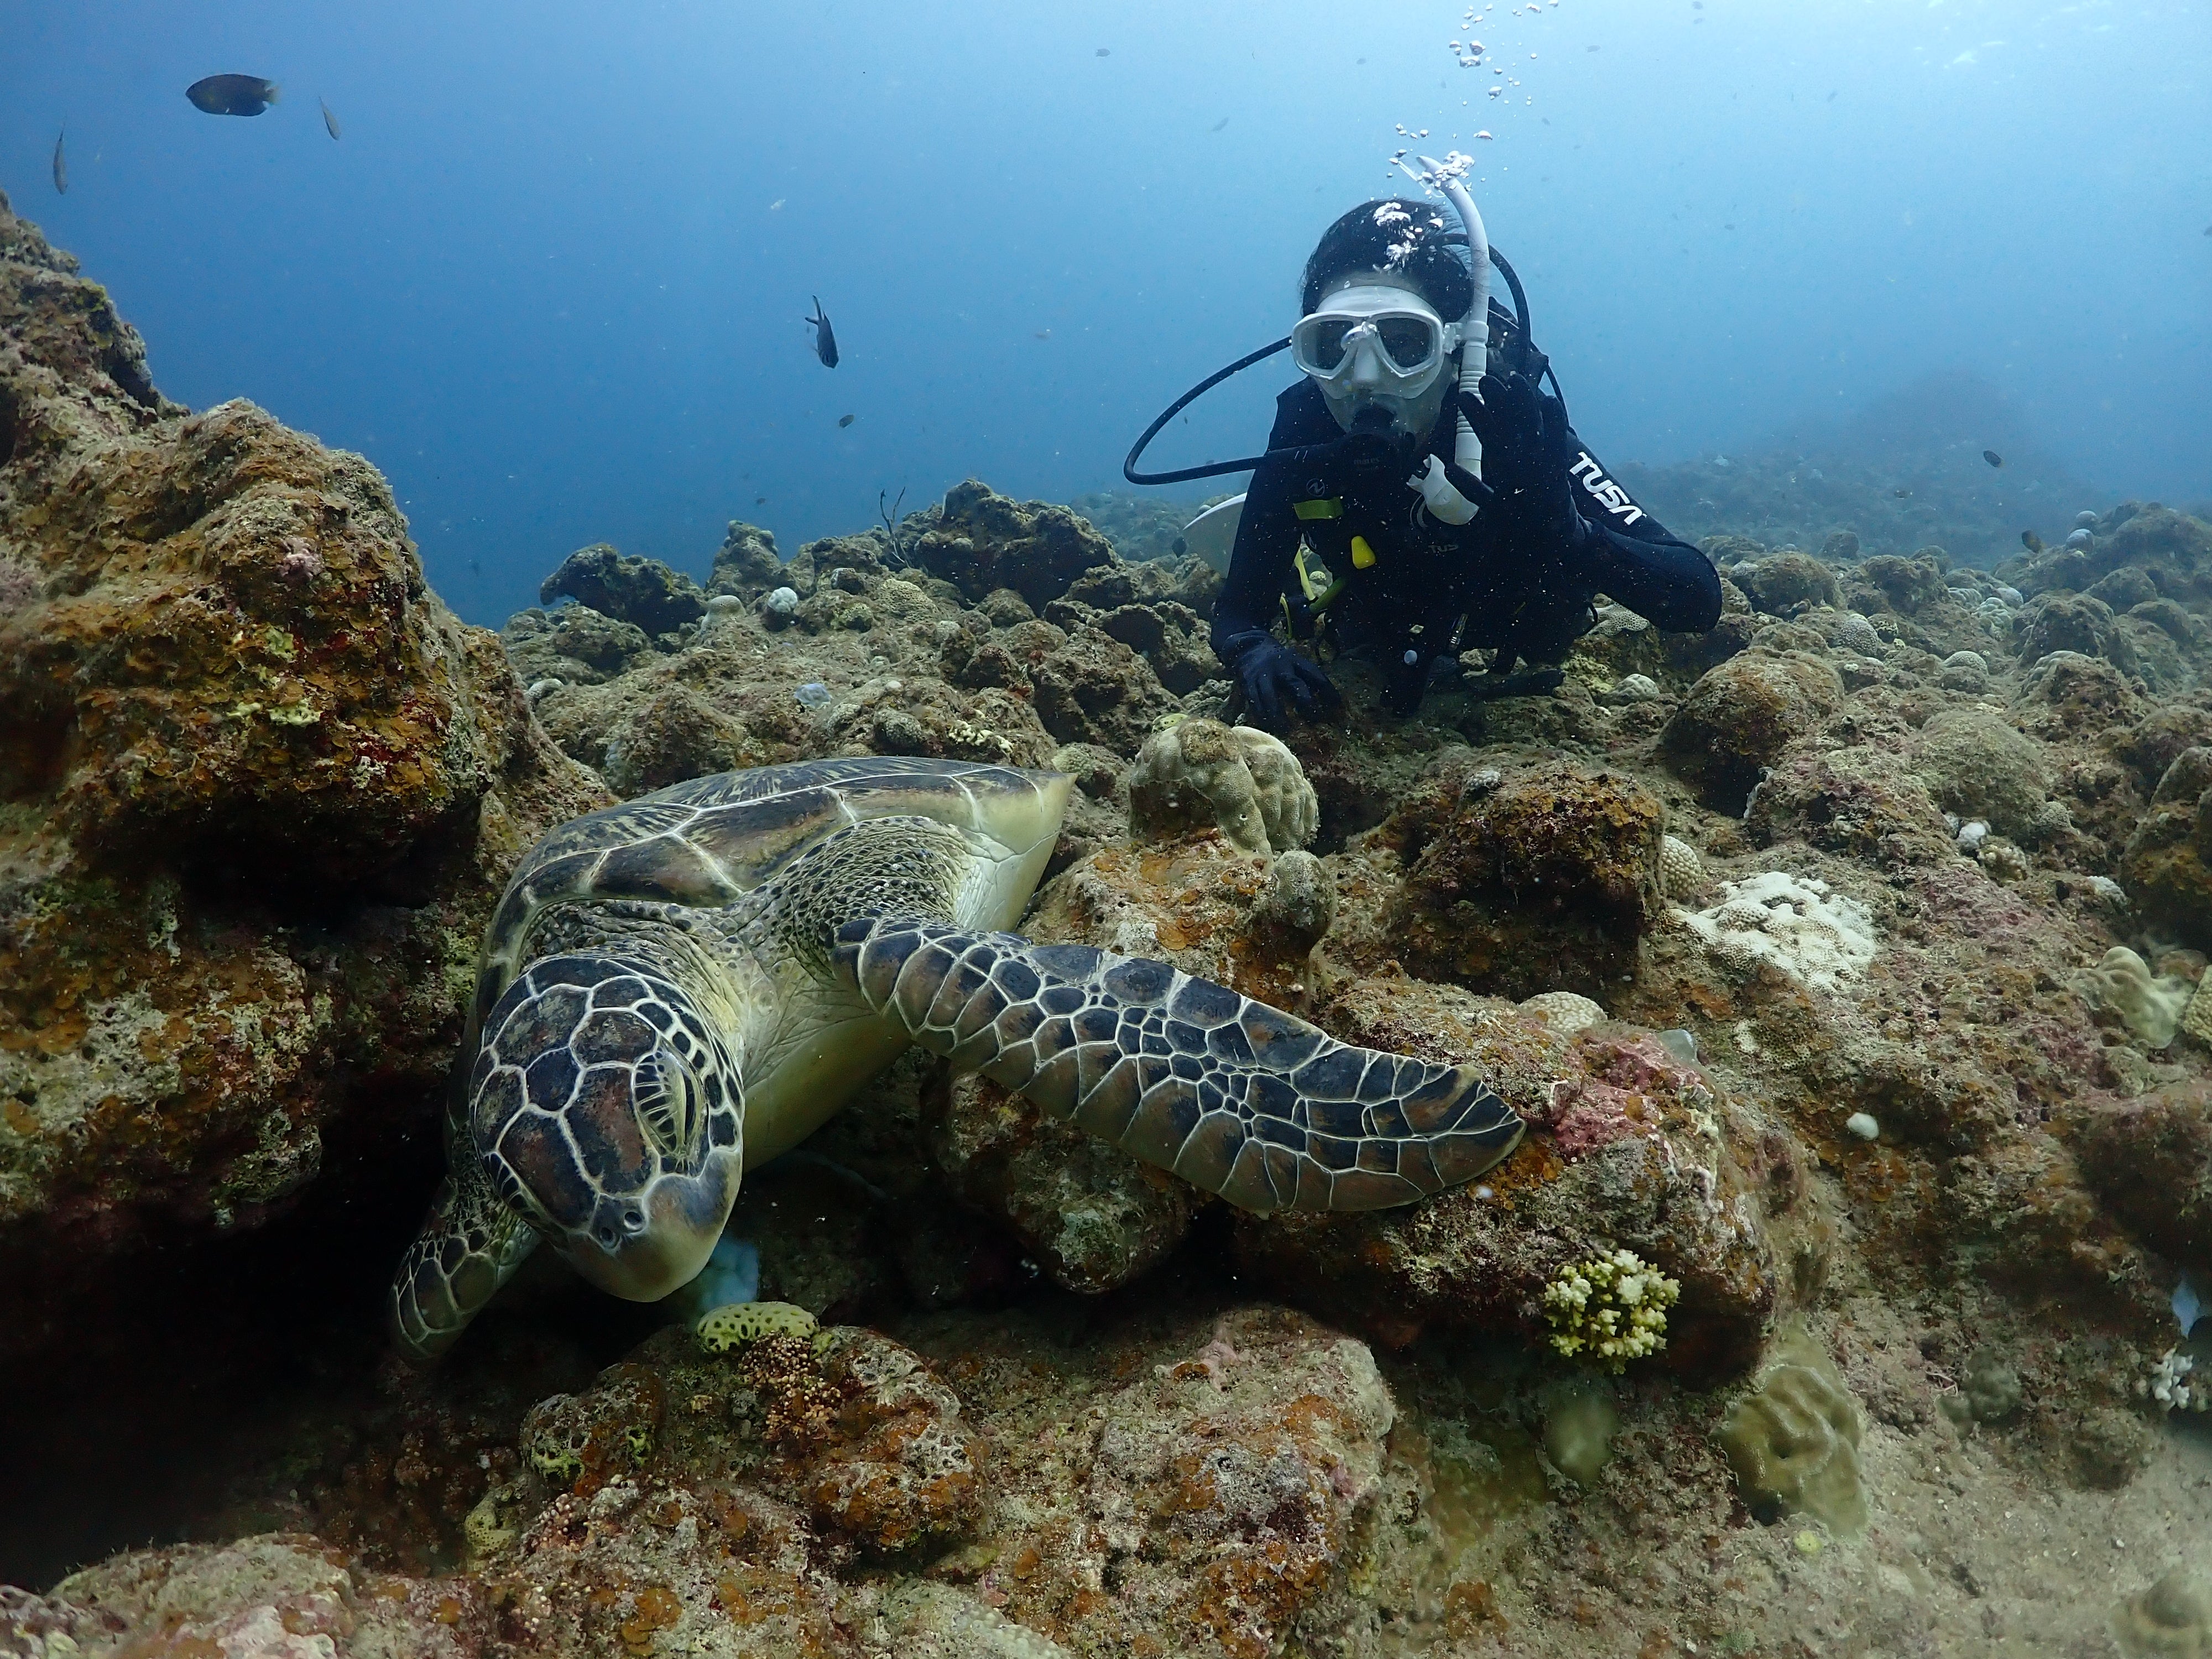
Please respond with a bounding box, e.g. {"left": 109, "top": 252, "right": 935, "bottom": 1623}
{"left": 836, "top": 919, "right": 1524, "bottom": 1213}
{"left": 389, "top": 1157, "right": 541, "bottom": 1364}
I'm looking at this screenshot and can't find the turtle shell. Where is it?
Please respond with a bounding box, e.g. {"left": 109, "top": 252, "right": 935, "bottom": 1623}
{"left": 472, "top": 757, "right": 1070, "bottom": 1036}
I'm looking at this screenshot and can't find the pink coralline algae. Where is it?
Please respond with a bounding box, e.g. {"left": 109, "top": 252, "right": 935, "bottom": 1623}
{"left": 1541, "top": 1032, "right": 1703, "bottom": 1159}
{"left": 275, "top": 536, "right": 325, "bottom": 582}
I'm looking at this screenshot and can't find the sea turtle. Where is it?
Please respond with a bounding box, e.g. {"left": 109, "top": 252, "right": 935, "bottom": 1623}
{"left": 389, "top": 757, "right": 1523, "bottom": 1361}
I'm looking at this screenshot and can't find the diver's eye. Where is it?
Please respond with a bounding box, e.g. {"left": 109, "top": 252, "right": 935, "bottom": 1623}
{"left": 632, "top": 1046, "right": 701, "bottom": 1159}
{"left": 1376, "top": 316, "right": 1437, "bottom": 368}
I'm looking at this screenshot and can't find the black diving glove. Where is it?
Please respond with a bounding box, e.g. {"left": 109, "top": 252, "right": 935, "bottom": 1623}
{"left": 1457, "top": 372, "right": 1591, "bottom": 556}
{"left": 1220, "top": 630, "right": 1340, "bottom": 729}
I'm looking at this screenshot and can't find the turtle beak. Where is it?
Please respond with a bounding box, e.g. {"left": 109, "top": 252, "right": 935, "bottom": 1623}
{"left": 561, "top": 1167, "right": 737, "bottom": 1302}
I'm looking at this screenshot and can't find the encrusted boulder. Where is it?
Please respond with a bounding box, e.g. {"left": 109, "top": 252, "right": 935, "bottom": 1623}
{"left": 1661, "top": 650, "right": 1844, "bottom": 811}
{"left": 706, "top": 519, "right": 787, "bottom": 599}
{"left": 912, "top": 479, "right": 1122, "bottom": 612}
{"left": 2017, "top": 591, "right": 2139, "bottom": 677}
{"left": 1850, "top": 552, "right": 1949, "bottom": 617}
{"left": 501, "top": 602, "right": 655, "bottom": 686}
{"left": 1234, "top": 988, "right": 1785, "bottom": 1376}
{"left": 926, "top": 1068, "right": 1205, "bottom": 1294}
{"left": 1745, "top": 744, "right": 1957, "bottom": 864}
{"left": 0, "top": 191, "right": 607, "bottom": 1357}
{"left": 1910, "top": 708, "right": 2053, "bottom": 842}
{"left": 1361, "top": 755, "right": 1667, "bottom": 1003}
{"left": 539, "top": 542, "right": 708, "bottom": 637}
{"left": 2070, "top": 1084, "right": 2212, "bottom": 1265}
{"left": 2121, "top": 747, "right": 2212, "bottom": 952}
{"left": 1029, "top": 624, "right": 1180, "bottom": 755}
{"left": 1735, "top": 551, "right": 1840, "bottom": 617}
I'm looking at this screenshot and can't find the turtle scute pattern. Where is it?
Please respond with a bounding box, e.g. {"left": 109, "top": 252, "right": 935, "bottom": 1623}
{"left": 835, "top": 918, "right": 1524, "bottom": 1212}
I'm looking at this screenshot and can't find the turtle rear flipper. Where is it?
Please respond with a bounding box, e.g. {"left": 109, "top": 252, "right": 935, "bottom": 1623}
{"left": 837, "top": 919, "right": 1522, "bottom": 1213}
{"left": 389, "top": 1164, "right": 540, "bottom": 1364}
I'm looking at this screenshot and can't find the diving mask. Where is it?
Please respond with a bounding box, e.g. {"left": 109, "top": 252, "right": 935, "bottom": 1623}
{"left": 1290, "top": 285, "right": 1460, "bottom": 397}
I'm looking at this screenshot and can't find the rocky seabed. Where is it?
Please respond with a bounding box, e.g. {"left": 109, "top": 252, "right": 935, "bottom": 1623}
{"left": 6, "top": 187, "right": 2212, "bottom": 1657}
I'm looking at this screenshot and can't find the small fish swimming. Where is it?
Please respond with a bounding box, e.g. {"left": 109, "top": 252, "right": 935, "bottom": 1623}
{"left": 837, "top": 413, "right": 855, "bottom": 428}
{"left": 2021, "top": 529, "right": 2044, "bottom": 553}
{"left": 1210, "top": 116, "right": 1229, "bottom": 132}
{"left": 51, "top": 128, "right": 66, "bottom": 195}
{"left": 1983, "top": 448, "right": 2004, "bottom": 468}
{"left": 319, "top": 97, "right": 341, "bottom": 140}
{"left": 805, "top": 296, "right": 838, "bottom": 368}
{"left": 1892, "top": 487, "right": 1911, "bottom": 497}
{"left": 1095, "top": 47, "right": 1110, "bottom": 57}
{"left": 754, "top": 495, "right": 768, "bottom": 505}
{"left": 187, "top": 75, "right": 281, "bottom": 117}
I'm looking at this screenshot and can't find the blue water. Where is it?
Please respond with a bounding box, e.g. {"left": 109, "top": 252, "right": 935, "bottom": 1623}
{"left": 10, "top": 0, "right": 2209, "bottom": 624}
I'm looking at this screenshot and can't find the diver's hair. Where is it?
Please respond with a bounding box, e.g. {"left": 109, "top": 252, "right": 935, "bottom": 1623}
{"left": 1300, "top": 199, "right": 1474, "bottom": 320}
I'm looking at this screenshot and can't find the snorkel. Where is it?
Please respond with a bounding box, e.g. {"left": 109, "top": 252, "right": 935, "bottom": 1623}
{"left": 1400, "top": 152, "right": 1489, "bottom": 526}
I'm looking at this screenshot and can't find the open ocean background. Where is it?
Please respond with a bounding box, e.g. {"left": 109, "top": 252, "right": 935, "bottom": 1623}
{"left": 8, "top": 0, "right": 2209, "bottom": 623}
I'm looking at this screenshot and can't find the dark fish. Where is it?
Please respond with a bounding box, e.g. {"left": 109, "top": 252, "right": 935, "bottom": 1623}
{"left": 837, "top": 413, "right": 855, "bottom": 428}
{"left": 1095, "top": 47, "right": 1110, "bottom": 56}
{"left": 754, "top": 495, "right": 768, "bottom": 505}
{"left": 319, "top": 97, "right": 340, "bottom": 140}
{"left": 1892, "top": 487, "right": 1911, "bottom": 497}
{"left": 805, "top": 296, "right": 838, "bottom": 368}
{"left": 1171, "top": 536, "right": 1188, "bottom": 557}
{"left": 2021, "top": 530, "right": 2044, "bottom": 553}
{"left": 187, "top": 75, "right": 281, "bottom": 117}
{"left": 2204, "top": 223, "right": 2211, "bottom": 237}
{"left": 51, "top": 127, "right": 66, "bottom": 195}
{"left": 1210, "top": 116, "right": 1229, "bottom": 132}
{"left": 1983, "top": 448, "right": 2004, "bottom": 468}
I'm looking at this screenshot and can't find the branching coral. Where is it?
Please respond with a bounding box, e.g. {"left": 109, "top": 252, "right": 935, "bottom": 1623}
{"left": 1540, "top": 1249, "right": 1681, "bottom": 1371}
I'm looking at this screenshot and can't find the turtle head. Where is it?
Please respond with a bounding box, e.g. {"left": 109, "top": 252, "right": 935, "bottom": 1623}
{"left": 471, "top": 954, "right": 745, "bottom": 1302}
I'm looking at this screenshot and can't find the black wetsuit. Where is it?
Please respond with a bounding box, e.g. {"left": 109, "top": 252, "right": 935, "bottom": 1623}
{"left": 1211, "top": 372, "right": 1720, "bottom": 716}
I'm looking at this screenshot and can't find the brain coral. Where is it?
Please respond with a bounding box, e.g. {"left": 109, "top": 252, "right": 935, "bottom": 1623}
{"left": 1127, "top": 716, "right": 1318, "bottom": 857}
{"left": 1717, "top": 1321, "right": 1866, "bottom": 1536}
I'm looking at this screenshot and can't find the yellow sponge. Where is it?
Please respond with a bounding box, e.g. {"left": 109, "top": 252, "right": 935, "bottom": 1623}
{"left": 696, "top": 1300, "right": 830, "bottom": 1356}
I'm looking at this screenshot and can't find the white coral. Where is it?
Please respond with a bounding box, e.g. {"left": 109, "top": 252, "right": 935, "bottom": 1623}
{"left": 1659, "top": 834, "right": 1706, "bottom": 900}
{"left": 1672, "top": 872, "right": 1877, "bottom": 993}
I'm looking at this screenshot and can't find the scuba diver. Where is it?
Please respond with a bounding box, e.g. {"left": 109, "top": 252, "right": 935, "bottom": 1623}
{"left": 1126, "top": 173, "right": 1721, "bottom": 728}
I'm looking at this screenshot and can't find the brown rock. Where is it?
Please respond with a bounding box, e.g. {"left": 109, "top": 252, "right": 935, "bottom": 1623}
{"left": 0, "top": 190, "right": 607, "bottom": 1355}
{"left": 1234, "top": 1013, "right": 1781, "bottom": 1376}
{"left": 912, "top": 478, "right": 1121, "bottom": 612}
{"left": 2074, "top": 1083, "right": 2212, "bottom": 1261}
{"left": 926, "top": 1068, "right": 1205, "bottom": 1293}
{"left": 1371, "top": 757, "right": 1666, "bottom": 1002}
{"left": 1662, "top": 650, "right": 1844, "bottom": 811}
{"left": 2121, "top": 747, "right": 2212, "bottom": 950}
{"left": 1736, "top": 551, "right": 1841, "bottom": 617}
{"left": 1746, "top": 744, "right": 1956, "bottom": 864}
{"left": 1029, "top": 624, "right": 1180, "bottom": 755}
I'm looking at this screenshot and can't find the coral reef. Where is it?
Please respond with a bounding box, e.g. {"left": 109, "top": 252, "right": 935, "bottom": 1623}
{"left": 538, "top": 542, "right": 708, "bottom": 638}
{"left": 16, "top": 194, "right": 2212, "bottom": 1659}
{"left": 0, "top": 188, "right": 606, "bottom": 1366}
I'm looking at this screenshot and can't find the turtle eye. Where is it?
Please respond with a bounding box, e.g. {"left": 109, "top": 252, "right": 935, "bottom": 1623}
{"left": 632, "top": 1046, "right": 701, "bottom": 1160}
